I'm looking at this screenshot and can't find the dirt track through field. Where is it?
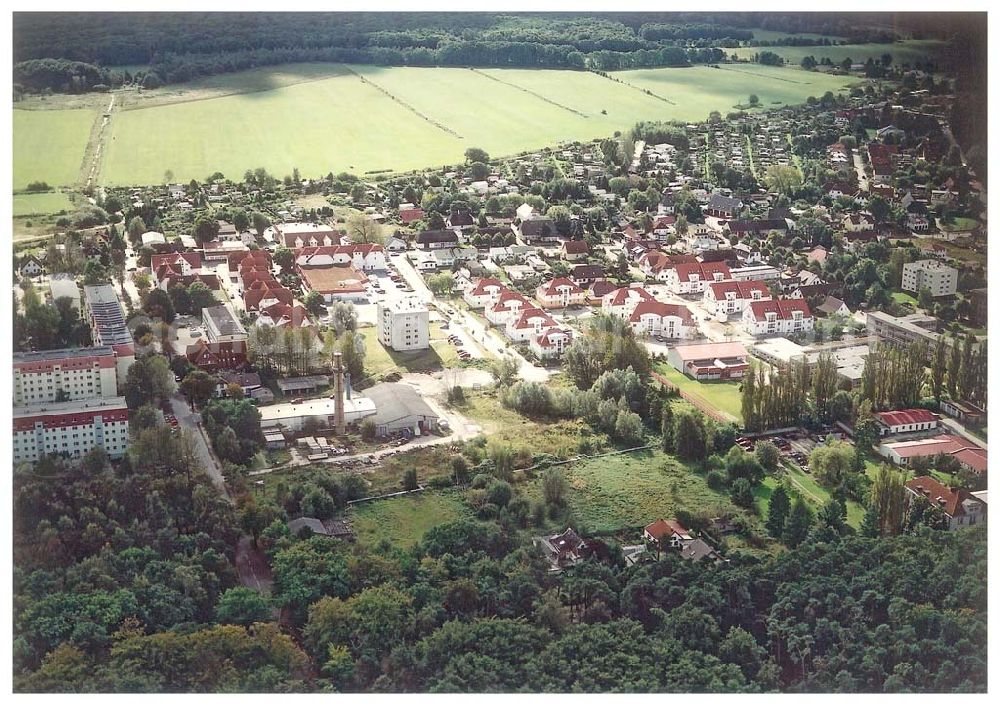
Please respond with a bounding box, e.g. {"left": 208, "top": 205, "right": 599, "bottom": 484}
{"left": 343, "top": 65, "right": 463, "bottom": 138}
{"left": 469, "top": 68, "right": 588, "bottom": 117}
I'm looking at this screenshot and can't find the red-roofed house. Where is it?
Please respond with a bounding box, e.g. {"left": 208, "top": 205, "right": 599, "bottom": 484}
{"left": 151, "top": 252, "right": 202, "bottom": 285}
{"left": 399, "top": 207, "right": 425, "bottom": 224}
{"left": 185, "top": 339, "right": 248, "bottom": 373}
{"left": 485, "top": 290, "right": 532, "bottom": 326}
{"left": 562, "top": 240, "right": 590, "bottom": 261}
{"left": 703, "top": 279, "right": 771, "bottom": 318}
{"left": 602, "top": 284, "right": 656, "bottom": 319}
{"left": 505, "top": 307, "right": 557, "bottom": 343}
{"left": 843, "top": 213, "right": 876, "bottom": 232}
{"left": 244, "top": 285, "right": 295, "bottom": 312}
{"left": 904, "top": 476, "right": 986, "bottom": 531}
{"left": 463, "top": 278, "right": 507, "bottom": 309}
{"left": 661, "top": 261, "right": 732, "bottom": 294}
{"left": 875, "top": 408, "right": 940, "bottom": 437}
{"left": 644, "top": 519, "right": 692, "bottom": 549}
{"left": 629, "top": 301, "right": 695, "bottom": 339}
{"left": 530, "top": 327, "right": 573, "bottom": 360}
{"left": 742, "top": 299, "right": 814, "bottom": 336}
{"left": 535, "top": 277, "right": 585, "bottom": 309}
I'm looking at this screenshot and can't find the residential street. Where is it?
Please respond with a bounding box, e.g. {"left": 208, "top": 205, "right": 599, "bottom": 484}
{"left": 170, "top": 393, "right": 230, "bottom": 499}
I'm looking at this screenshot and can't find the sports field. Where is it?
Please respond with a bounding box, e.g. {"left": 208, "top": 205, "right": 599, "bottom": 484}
{"left": 13, "top": 108, "right": 95, "bottom": 188}
{"left": 727, "top": 39, "right": 946, "bottom": 66}
{"left": 15, "top": 62, "right": 858, "bottom": 187}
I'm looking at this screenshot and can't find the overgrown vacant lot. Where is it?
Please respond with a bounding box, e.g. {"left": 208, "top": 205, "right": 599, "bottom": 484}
{"left": 12, "top": 191, "right": 75, "bottom": 217}
{"left": 84, "top": 62, "right": 856, "bottom": 185}
{"left": 350, "top": 490, "right": 468, "bottom": 548}
{"left": 13, "top": 108, "right": 94, "bottom": 188}
{"left": 526, "top": 448, "right": 737, "bottom": 534}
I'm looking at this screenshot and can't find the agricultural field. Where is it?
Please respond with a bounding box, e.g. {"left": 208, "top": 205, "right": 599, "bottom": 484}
{"left": 12, "top": 108, "right": 95, "bottom": 188}
{"left": 12, "top": 191, "right": 75, "bottom": 217}
{"left": 726, "top": 39, "right": 947, "bottom": 66}
{"left": 350, "top": 489, "right": 469, "bottom": 548}
{"left": 20, "top": 61, "right": 857, "bottom": 186}
{"left": 525, "top": 448, "right": 737, "bottom": 534}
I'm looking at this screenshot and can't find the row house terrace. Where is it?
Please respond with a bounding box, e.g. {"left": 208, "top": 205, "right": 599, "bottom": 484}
{"left": 294, "top": 243, "right": 387, "bottom": 272}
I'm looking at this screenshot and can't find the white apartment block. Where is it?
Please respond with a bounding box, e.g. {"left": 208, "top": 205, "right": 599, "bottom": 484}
{"left": 703, "top": 280, "right": 771, "bottom": 318}
{"left": 13, "top": 396, "right": 130, "bottom": 464}
{"left": 378, "top": 297, "right": 430, "bottom": 351}
{"left": 530, "top": 327, "right": 573, "bottom": 360}
{"left": 901, "top": 260, "right": 958, "bottom": 297}
{"left": 462, "top": 278, "right": 506, "bottom": 309}
{"left": 743, "top": 300, "right": 814, "bottom": 337}
{"left": 13, "top": 347, "right": 119, "bottom": 406}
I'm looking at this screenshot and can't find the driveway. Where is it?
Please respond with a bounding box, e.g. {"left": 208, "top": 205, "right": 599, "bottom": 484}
{"left": 853, "top": 149, "right": 869, "bottom": 193}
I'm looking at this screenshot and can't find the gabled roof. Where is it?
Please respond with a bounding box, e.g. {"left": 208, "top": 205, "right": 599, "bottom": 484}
{"left": 469, "top": 278, "right": 505, "bottom": 296}
{"left": 510, "top": 307, "right": 556, "bottom": 330}
{"left": 630, "top": 300, "right": 694, "bottom": 325}
{"left": 604, "top": 285, "right": 655, "bottom": 308}
{"left": 904, "top": 476, "right": 977, "bottom": 517}
{"left": 535, "top": 326, "right": 573, "bottom": 347}
{"left": 645, "top": 518, "right": 691, "bottom": 542}
{"left": 708, "top": 279, "right": 769, "bottom": 300}
{"left": 416, "top": 229, "right": 459, "bottom": 244}
{"left": 538, "top": 277, "right": 584, "bottom": 296}
{"left": 876, "top": 408, "right": 938, "bottom": 427}
{"left": 748, "top": 299, "right": 812, "bottom": 320}
{"left": 570, "top": 264, "right": 604, "bottom": 279}
{"left": 706, "top": 193, "right": 742, "bottom": 211}
{"left": 563, "top": 240, "right": 590, "bottom": 254}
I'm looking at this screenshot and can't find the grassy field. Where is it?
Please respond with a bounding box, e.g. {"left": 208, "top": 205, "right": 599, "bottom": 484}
{"left": 350, "top": 490, "right": 468, "bottom": 548}
{"left": 13, "top": 108, "right": 95, "bottom": 188}
{"left": 654, "top": 364, "right": 744, "bottom": 423}
{"left": 74, "top": 61, "right": 855, "bottom": 185}
{"left": 12, "top": 191, "right": 75, "bottom": 217}
{"left": 727, "top": 39, "right": 947, "bottom": 66}
{"left": 891, "top": 291, "right": 918, "bottom": 307}
{"left": 938, "top": 216, "right": 979, "bottom": 232}
{"left": 614, "top": 64, "right": 855, "bottom": 114}
{"left": 524, "top": 448, "right": 736, "bottom": 534}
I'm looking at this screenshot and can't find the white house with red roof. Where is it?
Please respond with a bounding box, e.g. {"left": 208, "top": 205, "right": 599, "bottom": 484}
{"left": 485, "top": 290, "right": 532, "bottom": 327}
{"left": 629, "top": 301, "right": 695, "bottom": 339}
{"left": 151, "top": 252, "right": 202, "bottom": 285}
{"left": 272, "top": 222, "right": 343, "bottom": 249}
{"left": 742, "top": 299, "right": 814, "bottom": 336}
{"left": 294, "top": 244, "right": 386, "bottom": 272}
{"left": 535, "top": 277, "right": 586, "bottom": 309}
{"left": 638, "top": 250, "right": 698, "bottom": 280}
{"left": 530, "top": 327, "right": 574, "bottom": 360}
{"left": 703, "top": 279, "right": 771, "bottom": 318}
{"left": 661, "top": 261, "right": 731, "bottom": 294}
{"left": 561, "top": 240, "right": 590, "bottom": 261}
{"left": 601, "top": 284, "right": 657, "bottom": 319}
{"left": 904, "top": 476, "right": 987, "bottom": 531}
{"left": 644, "top": 518, "right": 693, "bottom": 549}
{"left": 880, "top": 435, "right": 988, "bottom": 477}
{"left": 463, "top": 278, "right": 507, "bottom": 309}
{"left": 874, "top": 408, "right": 940, "bottom": 437}
{"left": 843, "top": 212, "right": 876, "bottom": 232}
{"left": 505, "top": 307, "right": 558, "bottom": 343}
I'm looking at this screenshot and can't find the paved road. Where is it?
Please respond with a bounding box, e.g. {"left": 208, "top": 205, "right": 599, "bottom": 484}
{"left": 853, "top": 149, "right": 869, "bottom": 193}
{"left": 170, "top": 393, "right": 230, "bottom": 498}
{"left": 940, "top": 418, "right": 987, "bottom": 449}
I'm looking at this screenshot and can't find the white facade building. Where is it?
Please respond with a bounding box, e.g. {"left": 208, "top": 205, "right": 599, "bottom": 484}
{"left": 13, "top": 397, "right": 129, "bottom": 464}
{"left": 901, "top": 260, "right": 959, "bottom": 297}
{"left": 377, "top": 297, "right": 430, "bottom": 351}
{"left": 742, "top": 300, "right": 814, "bottom": 337}
{"left": 13, "top": 347, "right": 119, "bottom": 406}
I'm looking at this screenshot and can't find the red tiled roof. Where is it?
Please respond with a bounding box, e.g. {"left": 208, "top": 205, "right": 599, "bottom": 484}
{"left": 536, "top": 327, "right": 572, "bottom": 347}
{"left": 886, "top": 435, "right": 988, "bottom": 474}
{"left": 748, "top": 299, "right": 812, "bottom": 320}
{"left": 399, "top": 208, "right": 425, "bottom": 223}
{"left": 604, "top": 285, "right": 655, "bottom": 308}
{"left": 510, "top": 307, "right": 556, "bottom": 330}
{"left": 875, "top": 408, "right": 939, "bottom": 428}
{"left": 905, "top": 476, "right": 973, "bottom": 517}
{"left": 630, "top": 300, "right": 694, "bottom": 325}
{"left": 645, "top": 518, "right": 691, "bottom": 542}
{"left": 14, "top": 404, "right": 128, "bottom": 432}
{"left": 469, "top": 278, "right": 506, "bottom": 296}
{"left": 708, "top": 280, "right": 770, "bottom": 300}
{"left": 538, "top": 277, "right": 584, "bottom": 296}
{"left": 150, "top": 252, "right": 201, "bottom": 274}
{"left": 563, "top": 240, "right": 590, "bottom": 254}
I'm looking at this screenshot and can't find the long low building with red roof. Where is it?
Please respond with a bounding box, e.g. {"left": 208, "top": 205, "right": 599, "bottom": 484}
{"left": 879, "top": 434, "right": 988, "bottom": 476}
{"left": 904, "top": 476, "right": 986, "bottom": 531}
{"left": 13, "top": 396, "right": 129, "bottom": 464}
{"left": 875, "top": 408, "right": 940, "bottom": 436}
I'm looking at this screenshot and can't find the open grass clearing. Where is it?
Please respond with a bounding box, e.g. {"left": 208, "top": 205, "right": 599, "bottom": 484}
{"left": 359, "top": 321, "right": 460, "bottom": 380}
{"left": 654, "top": 363, "right": 744, "bottom": 423}
{"left": 12, "top": 191, "right": 75, "bottom": 217}
{"left": 350, "top": 489, "right": 469, "bottom": 548}
{"left": 13, "top": 108, "right": 96, "bottom": 188}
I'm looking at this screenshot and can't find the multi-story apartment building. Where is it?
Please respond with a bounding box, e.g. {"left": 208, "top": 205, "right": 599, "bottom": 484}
{"left": 703, "top": 280, "right": 771, "bottom": 318}
{"left": 82, "top": 284, "right": 135, "bottom": 382}
{"left": 377, "top": 297, "right": 429, "bottom": 351}
{"left": 13, "top": 347, "right": 119, "bottom": 406}
{"left": 535, "top": 277, "right": 586, "bottom": 308}
{"left": 742, "top": 299, "right": 814, "bottom": 337}
{"left": 901, "top": 259, "right": 959, "bottom": 297}
{"left": 13, "top": 396, "right": 130, "bottom": 464}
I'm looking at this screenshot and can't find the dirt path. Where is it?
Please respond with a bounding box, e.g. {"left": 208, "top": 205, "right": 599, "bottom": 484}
{"left": 235, "top": 535, "right": 274, "bottom": 594}
{"left": 81, "top": 93, "right": 116, "bottom": 188}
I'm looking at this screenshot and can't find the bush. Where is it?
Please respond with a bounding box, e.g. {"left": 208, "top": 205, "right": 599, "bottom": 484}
{"left": 707, "top": 470, "right": 727, "bottom": 491}
{"left": 360, "top": 419, "right": 377, "bottom": 442}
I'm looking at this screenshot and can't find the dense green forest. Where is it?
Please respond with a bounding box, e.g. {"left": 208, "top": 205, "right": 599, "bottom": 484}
{"left": 11, "top": 11, "right": 914, "bottom": 93}
{"left": 14, "top": 425, "right": 987, "bottom": 692}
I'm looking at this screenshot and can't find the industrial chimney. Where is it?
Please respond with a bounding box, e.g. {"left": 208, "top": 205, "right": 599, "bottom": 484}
{"left": 332, "top": 351, "right": 346, "bottom": 435}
